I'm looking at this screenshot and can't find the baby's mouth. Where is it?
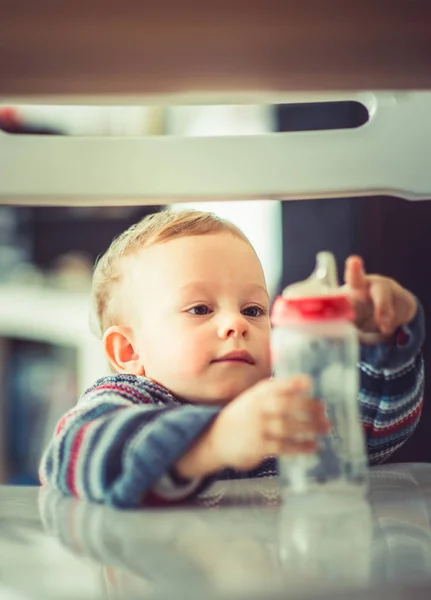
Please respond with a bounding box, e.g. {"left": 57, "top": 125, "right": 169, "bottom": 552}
{"left": 212, "top": 350, "right": 255, "bottom": 365}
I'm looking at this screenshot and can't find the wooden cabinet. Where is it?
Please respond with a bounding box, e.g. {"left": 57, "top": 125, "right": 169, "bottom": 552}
{"left": 2, "top": 1, "right": 431, "bottom": 97}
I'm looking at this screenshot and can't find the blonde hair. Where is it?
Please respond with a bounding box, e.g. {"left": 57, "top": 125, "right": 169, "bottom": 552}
{"left": 91, "top": 208, "right": 252, "bottom": 338}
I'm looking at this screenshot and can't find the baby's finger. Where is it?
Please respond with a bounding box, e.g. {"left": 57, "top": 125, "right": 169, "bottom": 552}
{"left": 264, "top": 393, "right": 325, "bottom": 419}
{"left": 369, "top": 281, "right": 396, "bottom": 335}
{"left": 269, "top": 375, "right": 312, "bottom": 395}
{"left": 264, "top": 414, "right": 331, "bottom": 441}
{"left": 344, "top": 256, "right": 367, "bottom": 291}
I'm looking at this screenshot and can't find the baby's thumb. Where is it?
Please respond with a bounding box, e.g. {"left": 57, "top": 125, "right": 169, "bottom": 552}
{"left": 344, "top": 256, "right": 367, "bottom": 290}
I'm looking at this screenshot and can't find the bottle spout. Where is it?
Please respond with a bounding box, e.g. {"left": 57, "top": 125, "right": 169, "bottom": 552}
{"left": 312, "top": 252, "right": 339, "bottom": 288}
{"left": 282, "top": 252, "right": 339, "bottom": 299}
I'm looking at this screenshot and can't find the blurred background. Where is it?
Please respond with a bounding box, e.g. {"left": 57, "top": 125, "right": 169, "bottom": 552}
{"left": 0, "top": 100, "right": 430, "bottom": 486}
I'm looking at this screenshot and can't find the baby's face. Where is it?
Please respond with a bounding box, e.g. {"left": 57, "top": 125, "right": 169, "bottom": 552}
{"left": 125, "top": 232, "right": 272, "bottom": 404}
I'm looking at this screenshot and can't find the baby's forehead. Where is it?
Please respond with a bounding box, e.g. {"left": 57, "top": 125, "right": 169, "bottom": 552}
{"left": 125, "top": 233, "right": 264, "bottom": 280}
{"left": 132, "top": 233, "right": 255, "bottom": 262}
{"left": 117, "top": 243, "right": 268, "bottom": 320}
{"left": 176, "top": 279, "right": 270, "bottom": 301}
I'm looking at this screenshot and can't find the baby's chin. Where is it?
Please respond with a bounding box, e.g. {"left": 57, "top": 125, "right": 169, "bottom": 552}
{"left": 192, "top": 374, "right": 267, "bottom": 405}
{"left": 160, "top": 369, "right": 271, "bottom": 405}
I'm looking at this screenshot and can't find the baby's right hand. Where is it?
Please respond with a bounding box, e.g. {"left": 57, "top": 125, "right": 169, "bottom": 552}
{"left": 211, "top": 376, "right": 330, "bottom": 472}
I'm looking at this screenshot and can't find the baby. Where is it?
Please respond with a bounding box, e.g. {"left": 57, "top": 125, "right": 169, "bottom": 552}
{"left": 39, "top": 209, "right": 425, "bottom": 507}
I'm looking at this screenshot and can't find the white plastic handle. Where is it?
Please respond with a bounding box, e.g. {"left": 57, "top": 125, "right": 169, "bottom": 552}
{"left": 1, "top": 91, "right": 430, "bottom": 204}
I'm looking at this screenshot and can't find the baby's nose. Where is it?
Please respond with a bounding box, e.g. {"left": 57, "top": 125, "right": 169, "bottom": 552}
{"left": 218, "top": 312, "right": 249, "bottom": 338}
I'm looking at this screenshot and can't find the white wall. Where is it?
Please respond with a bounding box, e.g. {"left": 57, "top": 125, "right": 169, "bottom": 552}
{"left": 167, "top": 104, "right": 282, "bottom": 298}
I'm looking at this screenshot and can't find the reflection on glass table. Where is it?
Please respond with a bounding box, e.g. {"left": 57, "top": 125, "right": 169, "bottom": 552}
{"left": 0, "top": 464, "right": 431, "bottom": 599}
{"left": 8, "top": 464, "right": 422, "bottom": 599}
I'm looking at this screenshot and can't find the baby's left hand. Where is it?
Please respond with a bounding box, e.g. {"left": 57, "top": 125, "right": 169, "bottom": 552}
{"left": 342, "top": 256, "right": 417, "bottom": 343}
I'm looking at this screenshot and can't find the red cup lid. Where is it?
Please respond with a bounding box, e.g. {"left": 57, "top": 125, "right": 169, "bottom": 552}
{"left": 271, "top": 294, "right": 355, "bottom": 325}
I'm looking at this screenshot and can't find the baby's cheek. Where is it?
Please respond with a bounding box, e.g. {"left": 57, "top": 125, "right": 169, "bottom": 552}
{"left": 181, "top": 349, "right": 211, "bottom": 376}
{"left": 170, "top": 337, "right": 209, "bottom": 376}
{"left": 260, "top": 340, "right": 272, "bottom": 376}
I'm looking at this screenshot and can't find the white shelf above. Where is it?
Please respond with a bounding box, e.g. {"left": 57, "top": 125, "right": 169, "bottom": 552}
{"left": 1, "top": 92, "right": 431, "bottom": 204}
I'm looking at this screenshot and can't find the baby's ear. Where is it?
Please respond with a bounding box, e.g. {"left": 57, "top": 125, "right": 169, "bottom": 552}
{"left": 103, "top": 326, "right": 145, "bottom": 376}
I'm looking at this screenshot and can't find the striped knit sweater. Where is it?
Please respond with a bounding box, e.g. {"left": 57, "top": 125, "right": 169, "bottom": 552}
{"left": 39, "top": 304, "right": 425, "bottom": 508}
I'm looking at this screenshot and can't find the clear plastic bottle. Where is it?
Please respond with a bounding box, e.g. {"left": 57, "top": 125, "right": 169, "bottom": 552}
{"left": 271, "top": 252, "right": 368, "bottom": 496}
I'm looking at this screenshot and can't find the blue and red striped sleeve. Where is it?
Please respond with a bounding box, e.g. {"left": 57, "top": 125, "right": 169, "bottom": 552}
{"left": 39, "top": 375, "right": 220, "bottom": 508}
{"left": 358, "top": 301, "right": 425, "bottom": 464}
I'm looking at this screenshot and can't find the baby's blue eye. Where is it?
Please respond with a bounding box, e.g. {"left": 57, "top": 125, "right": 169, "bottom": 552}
{"left": 242, "top": 306, "right": 264, "bottom": 318}
{"left": 189, "top": 305, "right": 210, "bottom": 316}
